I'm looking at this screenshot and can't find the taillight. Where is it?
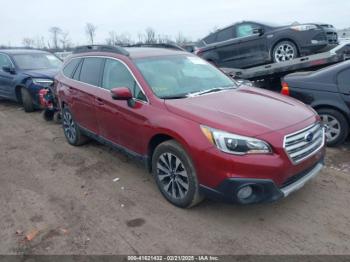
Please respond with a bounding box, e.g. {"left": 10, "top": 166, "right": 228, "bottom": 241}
{"left": 281, "top": 82, "right": 290, "bottom": 96}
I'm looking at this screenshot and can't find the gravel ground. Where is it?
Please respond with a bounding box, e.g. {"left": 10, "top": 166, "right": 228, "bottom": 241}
{"left": 0, "top": 100, "right": 349, "bottom": 255}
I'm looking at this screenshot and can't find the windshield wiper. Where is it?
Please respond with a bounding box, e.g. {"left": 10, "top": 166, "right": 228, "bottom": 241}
{"left": 160, "top": 94, "right": 189, "bottom": 100}
{"left": 188, "top": 86, "right": 235, "bottom": 97}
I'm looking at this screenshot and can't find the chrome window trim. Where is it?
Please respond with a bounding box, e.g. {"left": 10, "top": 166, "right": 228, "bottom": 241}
{"left": 283, "top": 122, "right": 325, "bottom": 165}
{"left": 61, "top": 56, "right": 149, "bottom": 104}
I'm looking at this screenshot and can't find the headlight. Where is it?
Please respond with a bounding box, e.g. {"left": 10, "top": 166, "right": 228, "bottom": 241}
{"left": 32, "top": 78, "right": 54, "bottom": 87}
{"left": 291, "top": 25, "right": 318, "bottom": 31}
{"left": 201, "top": 126, "right": 272, "bottom": 155}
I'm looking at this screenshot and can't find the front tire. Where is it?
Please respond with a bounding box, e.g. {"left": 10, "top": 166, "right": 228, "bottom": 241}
{"left": 272, "top": 41, "right": 298, "bottom": 63}
{"left": 152, "top": 140, "right": 204, "bottom": 208}
{"left": 62, "top": 107, "right": 88, "bottom": 146}
{"left": 318, "top": 108, "right": 349, "bottom": 147}
{"left": 21, "top": 88, "right": 34, "bottom": 112}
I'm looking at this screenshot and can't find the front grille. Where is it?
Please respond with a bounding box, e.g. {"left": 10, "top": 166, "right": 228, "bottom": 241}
{"left": 284, "top": 123, "right": 325, "bottom": 164}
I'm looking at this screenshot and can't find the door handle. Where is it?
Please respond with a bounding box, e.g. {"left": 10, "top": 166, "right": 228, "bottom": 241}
{"left": 96, "top": 97, "right": 104, "bottom": 105}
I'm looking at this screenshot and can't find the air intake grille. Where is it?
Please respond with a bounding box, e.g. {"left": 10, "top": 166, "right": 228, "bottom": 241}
{"left": 284, "top": 123, "right": 325, "bottom": 164}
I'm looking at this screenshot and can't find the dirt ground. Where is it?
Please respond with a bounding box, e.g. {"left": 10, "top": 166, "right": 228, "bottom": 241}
{"left": 0, "top": 99, "right": 349, "bottom": 255}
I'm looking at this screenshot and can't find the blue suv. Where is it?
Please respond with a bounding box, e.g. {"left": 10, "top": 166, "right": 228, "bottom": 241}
{"left": 0, "top": 49, "right": 62, "bottom": 112}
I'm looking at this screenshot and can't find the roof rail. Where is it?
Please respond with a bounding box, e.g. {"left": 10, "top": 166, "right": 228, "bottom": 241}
{"left": 73, "top": 45, "right": 129, "bottom": 56}
{"left": 125, "top": 43, "right": 186, "bottom": 52}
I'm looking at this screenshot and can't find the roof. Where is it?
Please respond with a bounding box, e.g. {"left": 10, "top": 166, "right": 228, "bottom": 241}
{"left": 0, "top": 49, "right": 50, "bottom": 55}
{"left": 125, "top": 47, "right": 188, "bottom": 59}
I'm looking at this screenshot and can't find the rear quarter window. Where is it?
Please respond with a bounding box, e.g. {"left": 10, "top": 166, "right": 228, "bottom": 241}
{"left": 204, "top": 33, "right": 217, "bottom": 45}
{"left": 63, "top": 58, "right": 81, "bottom": 78}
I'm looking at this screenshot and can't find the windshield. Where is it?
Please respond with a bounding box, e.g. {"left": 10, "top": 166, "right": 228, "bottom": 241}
{"left": 13, "top": 53, "right": 62, "bottom": 70}
{"left": 134, "top": 55, "right": 236, "bottom": 99}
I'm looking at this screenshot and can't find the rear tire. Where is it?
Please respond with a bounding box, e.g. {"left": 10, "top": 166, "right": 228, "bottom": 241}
{"left": 318, "top": 108, "right": 349, "bottom": 147}
{"left": 62, "top": 107, "right": 89, "bottom": 146}
{"left": 21, "top": 88, "right": 34, "bottom": 112}
{"left": 152, "top": 140, "right": 204, "bottom": 208}
{"left": 272, "top": 41, "right": 299, "bottom": 63}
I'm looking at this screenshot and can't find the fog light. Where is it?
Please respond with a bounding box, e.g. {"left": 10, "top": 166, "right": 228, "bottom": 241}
{"left": 237, "top": 186, "right": 253, "bottom": 200}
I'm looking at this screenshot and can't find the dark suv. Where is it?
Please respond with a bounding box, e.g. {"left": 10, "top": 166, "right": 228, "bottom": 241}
{"left": 56, "top": 45, "right": 325, "bottom": 208}
{"left": 0, "top": 49, "right": 62, "bottom": 112}
{"left": 282, "top": 60, "right": 350, "bottom": 146}
{"left": 197, "top": 21, "right": 338, "bottom": 69}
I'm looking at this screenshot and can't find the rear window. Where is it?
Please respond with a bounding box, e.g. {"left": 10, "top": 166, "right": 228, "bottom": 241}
{"left": 79, "top": 58, "right": 104, "bottom": 86}
{"left": 217, "top": 27, "right": 233, "bottom": 42}
{"left": 63, "top": 58, "right": 81, "bottom": 78}
{"left": 203, "top": 33, "right": 217, "bottom": 44}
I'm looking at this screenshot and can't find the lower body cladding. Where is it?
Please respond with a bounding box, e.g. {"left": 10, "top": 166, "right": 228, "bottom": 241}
{"left": 200, "top": 159, "right": 324, "bottom": 204}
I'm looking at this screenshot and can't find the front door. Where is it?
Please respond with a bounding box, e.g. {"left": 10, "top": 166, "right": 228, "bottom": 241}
{"left": 95, "top": 58, "right": 149, "bottom": 154}
{"left": 233, "top": 22, "right": 268, "bottom": 68}
{"left": 0, "top": 54, "right": 16, "bottom": 99}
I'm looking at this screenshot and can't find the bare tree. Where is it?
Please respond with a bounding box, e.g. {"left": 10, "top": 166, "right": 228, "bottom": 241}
{"left": 145, "top": 28, "right": 156, "bottom": 44}
{"left": 175, "top": 32, "right": 191, "bottom": 45}
{"left": 49, "top": 27, "right": 62, "bottom": 50}
{"left": 85, "top": 23, "right": 97, "bottom": 45}
{"left": 35, "top": 36, "right": 47, "bottom": 49}
{"left": 137, "top": 32, "right": 145, "bottom": 43}
{"left": 106, "top": 31, "right": 133, "bottom": 46}
{"left": 22, "top": 38, "right": 35, "bottom": 48}
{"left": 60, "top": 31, "right": 71, "bottom": 50}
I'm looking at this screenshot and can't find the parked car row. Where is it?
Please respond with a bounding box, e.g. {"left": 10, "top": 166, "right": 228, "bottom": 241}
{"left": 0, "top": 44, "right": 340, "bottom": 208}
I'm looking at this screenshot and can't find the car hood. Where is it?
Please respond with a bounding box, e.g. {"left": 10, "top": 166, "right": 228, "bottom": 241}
{"left": 22, "top": 68, "right": 59, "bottom": 79}
{"left": 165, "top": 87, "right": 316, "bottom": 137}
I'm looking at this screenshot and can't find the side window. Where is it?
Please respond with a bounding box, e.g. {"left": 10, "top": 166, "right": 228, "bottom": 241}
{"left": 338, "top": 69, "right": 350, "bottom": 93}
{"left": 102, "top": 59, "right": 147, "bottom": 101}
{"left": 72, "top": 59, "right": 83, "bottom": 80}
{"left": 204, "top": 33, "right": 217, "bottom": 45}
{"left": 63, "top": 58, "right": 81, "bottom": 78}
{"left": 0, "top": 54, "right": 12, "bottom": 69}
{"left": 236, "top": 23, "right": 254, "bottom": 38}
{"left": 217, "top": 27, "right": 233, "bottom": 42}
{"left": 79, "top": 57, "right": 104, "bottom": 86}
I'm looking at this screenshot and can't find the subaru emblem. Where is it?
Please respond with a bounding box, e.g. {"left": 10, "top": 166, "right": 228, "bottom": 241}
{"left": 305, "top": 132, "right": 314, "bottom": 142}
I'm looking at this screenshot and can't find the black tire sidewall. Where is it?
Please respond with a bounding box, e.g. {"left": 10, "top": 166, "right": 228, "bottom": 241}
{"left": 62, "top": 107, "right": 81, "bottom": 146}
{"left": 152, "top": 141, "right": 199, "bottom": 208}
{"left": 21, "top": 88, "right": 34, "bottom": 112}
{"left": 318, "top": 108, "right": 349, "bottom": 147}
{"left": 272, "top": 41, "right": 298, "bottom": 63}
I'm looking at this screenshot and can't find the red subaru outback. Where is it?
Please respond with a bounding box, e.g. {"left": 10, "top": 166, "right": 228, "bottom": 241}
{"left": 56, "top": 45, "right": 326, "bottom": 208}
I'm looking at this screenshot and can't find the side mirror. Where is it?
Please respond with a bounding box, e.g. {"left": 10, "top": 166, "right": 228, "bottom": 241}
{"left": 253, "top": 27, "right": 264, "bottom": 36}
{"left": 2, "top": 66, "right": 16, "bottom": 74}
{"left": 110, "top": 87, "right": 133, "bottom": 101}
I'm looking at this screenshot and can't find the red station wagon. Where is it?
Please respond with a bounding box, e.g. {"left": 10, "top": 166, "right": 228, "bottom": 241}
{"left": 56, "top": 45, "right": 326, "bottom": 208}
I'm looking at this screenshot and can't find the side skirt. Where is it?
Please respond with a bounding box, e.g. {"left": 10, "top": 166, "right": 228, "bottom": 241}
{"left": 78, "top": 125, "right": 149, "bottom": 169}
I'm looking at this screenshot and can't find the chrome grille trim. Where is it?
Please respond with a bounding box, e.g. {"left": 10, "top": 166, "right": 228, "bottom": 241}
{"left": 283, "top": 123, "right": 325, "bottom": 165}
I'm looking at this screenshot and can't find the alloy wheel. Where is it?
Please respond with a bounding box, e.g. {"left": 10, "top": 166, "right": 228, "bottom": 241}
{"left": 156, "top": 153, "right": 189, "bottom": 200}
{"left": 274, "top": 43, "right": 296, "bottom": 62}
{"left": 63, "top": 110, "right": 76, "bottom": 143}
{"left": 320, "top": 114, "right": 341, "bottom": 143}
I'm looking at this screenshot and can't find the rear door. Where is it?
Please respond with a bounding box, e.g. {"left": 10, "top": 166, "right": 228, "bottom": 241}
{"left": 214, "top": 26, "right": 242, "bottom": 68}
{"left": 232, "top": 22, "right": 268, "bottom": 68}
{"left": 70, "top": 57, "right": 104, "bottom": 134}
{"left": 337, "top": 68, "right": 350, "bottom": 112}
{"left": 0, "top": 53, "right": 16, "bottom": 99}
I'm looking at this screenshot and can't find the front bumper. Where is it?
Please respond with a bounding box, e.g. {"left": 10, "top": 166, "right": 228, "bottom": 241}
{"left": 200, "top": 158, "right": 324, "bottom": 204}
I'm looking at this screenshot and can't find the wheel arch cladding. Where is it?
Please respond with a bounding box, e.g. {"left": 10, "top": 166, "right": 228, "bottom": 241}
{"left": 147, "top": 134, "right": 174, "bottom": 172}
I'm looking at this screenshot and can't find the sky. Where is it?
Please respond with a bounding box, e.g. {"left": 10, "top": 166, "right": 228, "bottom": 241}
{"left": 0, "top": 0, "right": 349, "bottom": 47}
